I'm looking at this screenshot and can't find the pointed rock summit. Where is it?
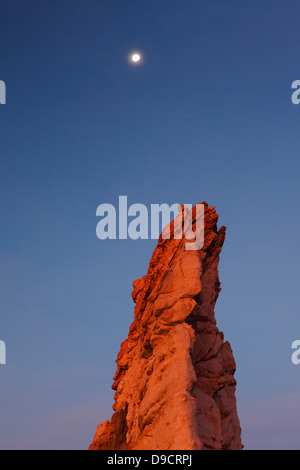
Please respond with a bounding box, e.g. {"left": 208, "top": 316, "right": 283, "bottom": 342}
{"left": 90, "top": 203, "right": 242, "bottom": 450}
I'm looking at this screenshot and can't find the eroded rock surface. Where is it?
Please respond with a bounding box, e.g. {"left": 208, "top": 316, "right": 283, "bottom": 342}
{"left": 90, "top": 203, "right": 242, "bottom": 450}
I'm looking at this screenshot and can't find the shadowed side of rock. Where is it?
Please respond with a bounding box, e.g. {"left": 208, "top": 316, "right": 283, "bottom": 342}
{"left": 89, "top": 203, "right": 242, "bottom": 450}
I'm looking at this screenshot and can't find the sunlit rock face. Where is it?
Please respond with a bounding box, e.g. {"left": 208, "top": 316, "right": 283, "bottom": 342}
{"left": 89, "top": 203, "right": 242, "bottom": 450}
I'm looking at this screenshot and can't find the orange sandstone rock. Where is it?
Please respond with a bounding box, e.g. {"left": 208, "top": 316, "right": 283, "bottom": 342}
{"left": 90, "top": 203, "right": 242, "bottom": 450}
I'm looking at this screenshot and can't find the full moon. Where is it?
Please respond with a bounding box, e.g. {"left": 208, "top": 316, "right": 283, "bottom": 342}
{"left": 129, "top": 51, "right": 143, "bottom": 65}
{"left": 132, "top": 53, "right": 141, "bottom": 62}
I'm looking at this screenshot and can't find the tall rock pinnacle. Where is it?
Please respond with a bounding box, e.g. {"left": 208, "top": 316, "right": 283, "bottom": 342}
{"left": 90, "top": 203, "right": 242, "bottom": 450}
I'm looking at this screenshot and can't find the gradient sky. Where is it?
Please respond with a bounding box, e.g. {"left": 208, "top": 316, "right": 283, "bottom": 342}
{"left": 1, "top": 0, "right": 300, "bottom": 450}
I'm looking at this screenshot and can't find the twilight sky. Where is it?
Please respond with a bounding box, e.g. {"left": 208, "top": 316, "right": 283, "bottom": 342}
{"left": 0, "top": 0, "right": 300, "bottom": 449}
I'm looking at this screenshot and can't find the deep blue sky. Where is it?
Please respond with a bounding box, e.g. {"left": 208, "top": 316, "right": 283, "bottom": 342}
{"left": 1, "top": 0, "right": 300, "bottom": 449}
